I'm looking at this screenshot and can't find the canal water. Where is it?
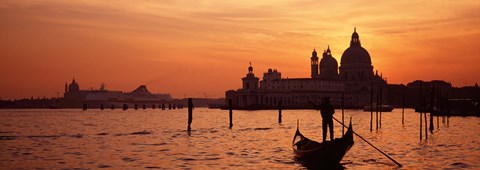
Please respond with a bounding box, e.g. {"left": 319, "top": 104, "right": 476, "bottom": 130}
{"left": 1, "top": 108, "right": 479, "bottom": 169}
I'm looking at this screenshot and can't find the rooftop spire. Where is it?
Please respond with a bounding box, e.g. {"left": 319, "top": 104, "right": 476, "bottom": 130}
{"left": 248, "top": 62, "right": 253, "bottom": 74}
{"left": 350, "top": 27, "right": 361, "bottom": 47}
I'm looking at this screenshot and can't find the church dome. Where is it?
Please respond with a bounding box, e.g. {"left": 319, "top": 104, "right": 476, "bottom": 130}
{"left": 320, "top": 47, "right": 338, "bottom": 69}
{"left": 340, "top": 28, "right": 372, "bottom": 65}
{"left": 320, "top": 55, "right": 338, "bottom": 68}
{"left": 320, "top": 46, "right": 339, "bottom": 80}
{"left": 68, "top": 79, "right": 80, "bottom": 92}
{"left": 341, "top": 46, "right": 371, "bottom": 64}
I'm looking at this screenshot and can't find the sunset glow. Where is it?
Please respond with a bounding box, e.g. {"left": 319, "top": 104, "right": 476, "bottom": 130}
{"left": 1, "top": 0, "right": 479, "bottom": 99}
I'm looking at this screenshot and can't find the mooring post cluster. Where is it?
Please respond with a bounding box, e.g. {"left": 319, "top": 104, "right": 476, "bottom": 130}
{"left": 416, "top": 82, "right": 442, "bottom": 141}
{"left": 81, "top": 102, "right": 183, "bottom": 111}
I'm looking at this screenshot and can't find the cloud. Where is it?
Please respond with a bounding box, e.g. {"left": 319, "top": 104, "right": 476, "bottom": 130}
{"left": 0, "top": 0, "right": 479, "bottom": 98}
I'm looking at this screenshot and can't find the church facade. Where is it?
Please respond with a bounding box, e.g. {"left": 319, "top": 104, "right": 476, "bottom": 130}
{"left": 225, "top": 28, "right": 387, "bottom": 109}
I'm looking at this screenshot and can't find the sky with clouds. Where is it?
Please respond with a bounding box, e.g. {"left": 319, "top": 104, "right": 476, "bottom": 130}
{"left": 1, "top": 0, "right": 479, "bottom": 99}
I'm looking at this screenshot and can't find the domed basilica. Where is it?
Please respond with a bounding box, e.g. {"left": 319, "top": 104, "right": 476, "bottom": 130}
{"left": 226, "top": 28, "right": 387, "bottom": 109}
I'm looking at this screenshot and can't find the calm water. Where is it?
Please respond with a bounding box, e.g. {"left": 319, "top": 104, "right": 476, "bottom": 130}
{"left": 0, "top": 108, "right": 479, "bottom": 169}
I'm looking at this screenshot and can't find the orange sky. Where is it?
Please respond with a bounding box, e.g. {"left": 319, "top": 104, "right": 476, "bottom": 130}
{"left": 1, "top": 0, "right": 479, "bottom": 99}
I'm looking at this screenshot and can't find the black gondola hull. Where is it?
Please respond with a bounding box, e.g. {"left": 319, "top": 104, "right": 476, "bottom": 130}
{"left": 292, "top": 123, "right": 354, "bottom": 166}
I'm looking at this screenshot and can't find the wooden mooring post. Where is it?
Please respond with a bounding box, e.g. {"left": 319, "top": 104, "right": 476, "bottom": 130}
{"left": 424, "top": 112, "right": 428, "bottom": 140}
{"left": 187, "top": 98, "right": 193, "bottom": 132}
{"left": 376, "top": 91, "right": 379, "bottom": 130}
{"left": 370, "top": 85, "right": 373, "bottom": 132}
{"left": 419, "top": 83, "right": 423, "bottom": 140}
{"left": 278, "top": 100, "right": 282, "bottom": 124}
{"left": 402, "top": 93, "right": 405, "bottom": 125}
{"left": 419, "top": 112, "right": 422, "bottom": 140}
{"left": 229, "top": 99, "right": 233, "bottom": 128}
{"left": 429, "top": 86, "right": 435, "bottom": 133}
{"left": 342, "top": 93, "right": 345, "bottom": 136}
{"left": 83, "top": 104, "right": 87, "bottom": 111}
{"left": 379, "top": 87, "right": 383, "bottom": 128}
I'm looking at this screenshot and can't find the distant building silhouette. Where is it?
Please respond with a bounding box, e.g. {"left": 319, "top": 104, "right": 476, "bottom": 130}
{"left": 387, "top": 80, "right": 479, "bottom": 116}
{"left": 226, "top": 28, "right": 387, "bottom": 109}
{"left": 63, "top": 78, "right": 172, "bottom": 108}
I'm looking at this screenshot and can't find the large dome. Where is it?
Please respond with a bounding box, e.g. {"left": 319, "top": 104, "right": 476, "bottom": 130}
{"left": 340, "top": 28, "right": 372, "bottom": 65}
{"left": 341, "top": 46, "right": 371, "bottom": 65}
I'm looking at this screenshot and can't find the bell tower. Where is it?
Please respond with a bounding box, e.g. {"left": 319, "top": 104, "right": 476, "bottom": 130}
{"left": 311, "top": 49, "right": 319, "bottom": 78}
{"left": 242, "top": 62, "right": 259, "bottom": 90}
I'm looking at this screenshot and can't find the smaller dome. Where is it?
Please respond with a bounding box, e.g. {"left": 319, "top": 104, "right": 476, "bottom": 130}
{"left": 312, "top": 49, "right": 317, "bottom": 57}
{"left": 320, "top": 48, "right": 339, "bottom": 80}
{"left": 68, "top": 79, "right": 80, "bottom": 92}
{"left": 320, "top": 55, "right": 338, "bottom": 70}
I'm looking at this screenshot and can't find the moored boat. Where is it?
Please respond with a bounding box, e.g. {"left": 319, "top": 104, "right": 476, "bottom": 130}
{"left": 292, "top": 121, "right": 354, "bottom": 167}
{"left": 363, "top": 104, "right": 394, "bottom": 112}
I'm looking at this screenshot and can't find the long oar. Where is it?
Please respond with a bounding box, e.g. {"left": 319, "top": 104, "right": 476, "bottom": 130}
{"left": 308, "top": 100, "right": 402, "bottom": 166}
{"left": 332, "top": 117, "right": 402, "bottom": 167}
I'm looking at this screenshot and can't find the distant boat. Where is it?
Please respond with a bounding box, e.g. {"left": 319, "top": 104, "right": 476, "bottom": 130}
{"left": 48, "top": 105, "right": 63, "bottom": 109}
{"left": 429, "top": 99, "right": 480, "bottom": 116}
{"left": 208, "top": 104, "right": 225, "bottom": 109}
{"left": 363, "top": 104, "right": 394, "bottom": 112}
{"left": 48, "top": 101, "right": 64, "bottom": 109}
{"left": 292, "top": 121, "right": 354, "bottom": 167}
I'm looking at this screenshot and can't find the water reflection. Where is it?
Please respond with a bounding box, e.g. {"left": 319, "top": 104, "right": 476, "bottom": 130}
{"left": 0, "top": 108, "right": 479, "bottom": 169}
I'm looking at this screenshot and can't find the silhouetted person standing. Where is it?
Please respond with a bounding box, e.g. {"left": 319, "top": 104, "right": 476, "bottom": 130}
{"left": 320, "top": 97, "right": 335, "bottom": 142}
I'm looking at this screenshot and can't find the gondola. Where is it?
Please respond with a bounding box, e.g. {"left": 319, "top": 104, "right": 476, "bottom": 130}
{"left": 292, "top": 120, "right": 354, "bottom": 167}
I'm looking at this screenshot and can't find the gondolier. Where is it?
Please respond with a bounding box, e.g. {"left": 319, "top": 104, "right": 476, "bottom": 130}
{"left": 320, "top": 97, "right": 335, "bottom": 142}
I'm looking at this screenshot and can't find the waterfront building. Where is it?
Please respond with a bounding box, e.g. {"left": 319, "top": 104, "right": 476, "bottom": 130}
{"left": 226, "top": 28, "right": 387, "bottom": 109}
